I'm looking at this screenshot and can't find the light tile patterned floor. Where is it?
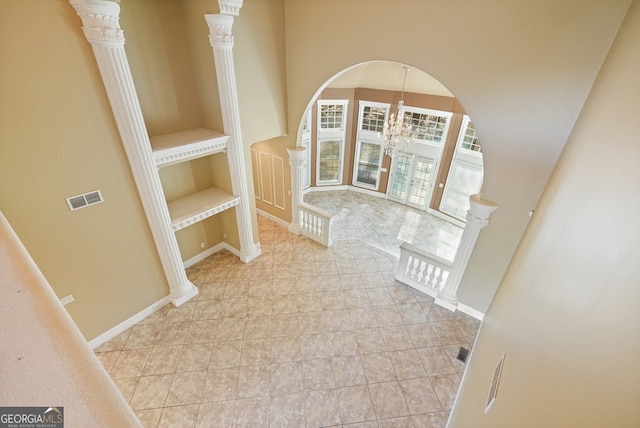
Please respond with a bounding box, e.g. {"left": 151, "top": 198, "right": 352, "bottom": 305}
{"left": 95, "top": 204, "right": 479, "bottom": 428}
{"left": 304, "top": 190, "right": 463, "bottom": 260}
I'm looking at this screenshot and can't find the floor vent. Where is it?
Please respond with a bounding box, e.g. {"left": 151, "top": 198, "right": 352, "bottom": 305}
{"left": 485, "top": 354, "right": 506, "bottom": 413}
{"left": 66, "top": 190, "right": 103, "bottom": 211}
{"left": 456, "top": 346, "right": 470, "bottom": 363}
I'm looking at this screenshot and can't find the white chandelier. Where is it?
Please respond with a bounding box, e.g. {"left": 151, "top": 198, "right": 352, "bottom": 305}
{"left": 380, "top": 66, "right": 416, "bottom": 157}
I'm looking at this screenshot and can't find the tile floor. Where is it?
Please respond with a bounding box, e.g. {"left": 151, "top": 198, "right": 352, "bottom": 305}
{"left": 95, "top": 199, "right": 479, "bottom": 428}
{"left": 303, "top": 190, "right": 463, "bottom": 260}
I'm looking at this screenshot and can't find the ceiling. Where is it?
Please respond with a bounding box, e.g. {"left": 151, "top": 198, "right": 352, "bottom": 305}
{"left": 327, "top": 61, "right": 454, "bottom": 97}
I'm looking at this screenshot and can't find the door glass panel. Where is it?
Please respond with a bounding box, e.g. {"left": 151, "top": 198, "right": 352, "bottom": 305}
{"left": 408, "top": 158, "right": 434, "bottom": 207}
{"left": 440, "top": 161, "right": 483, "bottom": 218}
{"left": 389, "top": 154, "right": 412, "bottom": 200}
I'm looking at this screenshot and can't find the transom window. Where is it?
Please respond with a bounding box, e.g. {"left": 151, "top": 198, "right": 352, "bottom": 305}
{"left": 401, "top": 107, "right": 452, "bottom": 144}
{"left": 319, "top": 104, "right": 345, "bottom": 129}
{"left": 361, "top": 106, "right": 387, "bottom": 133}
{"left": 460, "top": 120, "right": 482, "bottom": 152}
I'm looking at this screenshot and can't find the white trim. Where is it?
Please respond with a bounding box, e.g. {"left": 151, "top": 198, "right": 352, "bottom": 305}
{"left": 257, "top": 209, "right": 290, "bottom": 228}
{"left": 272, "top": 155, "right": 286, "bottom": 210}
{"left": 457, "top": 302, "right": 485, "bottom": 321}
{"left": 347, "top": 185, "right": 386, "bottom": 199}
{"left": 183, "top": 244, "right": 224, "bottom": 268}
{"left": 89, "top": 295, "right": 171, "bottom": 349}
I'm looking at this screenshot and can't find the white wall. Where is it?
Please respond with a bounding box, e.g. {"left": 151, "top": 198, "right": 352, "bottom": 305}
{"left": 449, "top": 1, "right": 640, "bottom": 426}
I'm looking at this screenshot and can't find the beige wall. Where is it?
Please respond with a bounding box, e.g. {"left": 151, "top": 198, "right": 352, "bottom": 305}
{"left": 282, "top": 0, "right": 631, "bottom": 312}
{"left": 449, "top": 2, "right": 640, "bottom": 426}
{"left": 0, "top": 0, "right": 170, "bottom": 340}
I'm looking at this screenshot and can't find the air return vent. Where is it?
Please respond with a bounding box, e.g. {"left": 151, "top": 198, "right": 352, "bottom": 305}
{"left": 66, "top": 190, "right": 103, "bottom": 211}
{"left": 485, "top": 354, "right": 505, "bottom": 413}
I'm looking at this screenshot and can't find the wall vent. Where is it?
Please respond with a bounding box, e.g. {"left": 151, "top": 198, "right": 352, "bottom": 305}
{"left": 485, "top": 353, "right": 505, "bottom": 413}
{"left": 66, "top": 190, "right": 103, "bottom": 211}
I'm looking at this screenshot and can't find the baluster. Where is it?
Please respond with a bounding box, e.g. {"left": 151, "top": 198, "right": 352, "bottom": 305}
{"left": 426, "top": 264, "right": 437, "bottom": 289}
{"left": 434, "top": 268, "right": 445, "bottom": 290}
{"left": 417, "top": 260, "right": 427, "bottom": 284}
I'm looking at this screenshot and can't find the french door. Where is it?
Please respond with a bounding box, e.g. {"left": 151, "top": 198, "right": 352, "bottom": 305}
{"left": 387, "top": 153, "right": 437, "bottom": 210}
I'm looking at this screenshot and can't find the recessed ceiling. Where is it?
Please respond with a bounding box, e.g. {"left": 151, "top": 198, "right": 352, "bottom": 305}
{"left": 327, "top": 62, "right": 454, "bottom": 97}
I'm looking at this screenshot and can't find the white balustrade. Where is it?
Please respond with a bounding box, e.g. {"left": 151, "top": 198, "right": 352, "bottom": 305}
{"left": 298, "top": 202, "right": 334, "bottom": 247}
{"left": 396, "top": 242, "right": 453, "bottom": 299}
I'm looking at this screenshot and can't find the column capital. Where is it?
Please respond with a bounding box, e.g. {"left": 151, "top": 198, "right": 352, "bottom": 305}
{"left": 287, "top": 147, "right": 306, "bottom": 168}
{"left": 70, "top": 0, "right": 124, "bottom": 46}
{"left": 466, "top": 194, "right": 498, "bottom": 227}
{"left": 205, "top": 14, "right": 234, "bottom": 49}
{"left": 219, "top": 0, "right": 244, "bottom": 16}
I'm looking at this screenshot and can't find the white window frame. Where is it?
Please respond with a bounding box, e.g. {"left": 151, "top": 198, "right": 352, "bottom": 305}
{"left": 400, "top": 106, "right": 453, "bottom": 146}
{"left": 352, "top": 101, "right": 390, "bottom": 190}
{"left": 316, "top": 99, "right": 348, "bottom": 186}
{"left": 301, "top": 110, "right": 312, "bottom": 189}
{"left": 439, "top": 115, "right": 484, "bottom": 221}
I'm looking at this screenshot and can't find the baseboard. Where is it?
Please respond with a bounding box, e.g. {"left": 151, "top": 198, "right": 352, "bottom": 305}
{"left": 88, "top": 295, "right": 171, "bottom": 350}
{"left": 456, "top": 302, "right": 485, "bottom": 321}
{"left": 183, "top": 245, "right": 223, "bottom": 268}
{"left": 257, "top": 209, "right": 290, "bottom": 228}
{"left": 347, "top": 185, "right": 386, "bottom": 198}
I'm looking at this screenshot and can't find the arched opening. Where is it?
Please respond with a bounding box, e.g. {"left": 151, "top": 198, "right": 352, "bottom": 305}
{"left": 296, "top": 61, "right": 485, "bottom": 258}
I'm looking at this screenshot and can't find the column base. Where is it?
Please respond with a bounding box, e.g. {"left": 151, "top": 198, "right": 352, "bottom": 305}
{"left": 240, "top": 244, "right": 262, "bottom": 263}
{"left": 434, "top": 295, "right": 458, "bottom": 312}
{"left": 170, "top": 281, "right": 199, "bottom": 307}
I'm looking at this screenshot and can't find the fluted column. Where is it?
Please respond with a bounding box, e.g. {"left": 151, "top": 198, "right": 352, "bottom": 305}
{"left": 436, "top": 194, "right": 498, "bottom": 310}
{"left": 287, "top": 147, "right": 306, "bottom": 234}
{"left": 70, "top": 0, "right": 197, "bottom": 306}
{"left": 205, "top": 12, "right": 261, "bottom": 263}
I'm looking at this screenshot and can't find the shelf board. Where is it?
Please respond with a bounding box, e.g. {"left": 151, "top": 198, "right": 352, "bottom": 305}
{"left": 167, "top": 187, "right": 240, "bottom": 231}
{"left": 150, "top": 128, "right": 229, "bottom": 168}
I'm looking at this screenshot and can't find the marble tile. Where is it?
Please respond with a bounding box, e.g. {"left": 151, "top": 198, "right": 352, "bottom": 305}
{"left": 192, "top": 301, "right": 222, "bottom": 321}
{"left": 95, "top": 350, "right": 120, "bottom": 373}
{"left": 399, "top": 378, "right": 442, "bottom": 415}
{"left": 271, "top": 314, "right": 300, "bottom": 337}
{"left": 215, "top": 318, "right": 246, "bottom": 342}
{"left": 94, "top": 329, "right": 130, "bottom": 352}
{"left": 165, "top": 371, "right": 206, "bottom": 406}
{"left": 397, "top": 303, "right": 428, "bottom": 325}
{"left": 237, "top": 364, "right": 271, "bottom": 398}
{"left": 196, "top": 401, "right": 235, "bottom": 428}
{"left": 209, "top": 340, "right": 242, "bottom": 369}
{"left": 243, "top": 316, "right": 272, "bottom": 339}
{"left": 361, "top": 352, "right": 397, "bottom": 383}
{"left": 177, "top": 343, "right": 212, "bottom": 373}
{"left": 135, "top": 408, "right": 162, "bottom": 428}
{"left": 354, "top": 328, "right": 387, "bottom": 355}
{"left": 331, "top": 355, "right": 367, "bottom": 387}
{"left": 164, "top": 301, "right": 196, "bottom": 323}
{"left": 303, "top": 358, "right": 336, "bottom": 390}
{"left": 123, "top": 324, "right": 162, "bottom": 350}
{"left": 240, "top": 338, "right": 272, "bottom": 366}
{"left": 113, "top": 377, "right": 138, "bottom": 403}
{"left": 157, "top": 404, "right": 199, "bottom": 428}
{"left": 367, "top": 288, "right": 396, "bottom": 306}
{"left": 186, "top": 319, "right": 218, "bottom": 344}
{"left": 411, "top": 411, "right": 449, "bottom": 428}
{"left": 429, "top": 374, "right": 461, "bottom": 409}
{"left": 369, "top": 381, "right": 410, "bottom": 420}
{"left": 202, "top": 367, "right": 238, "bottom": 402}
{"left": 155, "top": 322, "right": 190, "bottom": 347}
{"left": 300, "top": 333, "right": 332, "bottom": 360}
{"left": 233, "top": 397, "right": 269, "bottom": 428}
{"left": 430, "top": 321, "right": 468, "bottom": 346}
{"left": 417, "top": 347, "right": 457, "bottom": 376}
{"left": 110, "top": 348, "right": 151, "bottom": 379}
{"left": 336, "top": 385, "right": 376, "bottom": 424}
{"left": 388, "top": 349, "right": 427, "bottom": 380}
{"left": 405, "top": 324, "right": 441, "bottom": 348}
{"left": 349, "top": 307, "right": 379, "bottom": 329}
{"left": 246, "top": 297, "right": 272, "bottom": 317}
{"left": 304, "top": 389, "right": 341, "bottom": 427}
{"left": 270, "top": 392, "right": 305, "bottom": 427}
{"left": 380, "top": 325, "right": 414, "bottom": 351}
{"left": 270, "top": 361, "right": 304, "bottom": 395}
{"left": 130, "top": 374, "right": 173, "bottom": 410}
{"left": 323, "top": 309, "right": 354, "bottom": 332}
{"left": 373, "top": 305, "right": 404, "bottom": 327}
{"left": 143, "top": 345, "right": 182, "bottom": 376}
{"left": 271, "top": 335, "right": 302, "bottom": 363}
{"left": 378, "top": 416, "right": 415, "bottom": 428}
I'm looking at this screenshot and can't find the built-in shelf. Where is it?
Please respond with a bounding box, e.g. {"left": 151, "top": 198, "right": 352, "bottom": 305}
{"left": 150, "top": 128, "right": 229, "bottom": 168}
{"left": 167, "top": 187, "right": 240, "bottom": 231}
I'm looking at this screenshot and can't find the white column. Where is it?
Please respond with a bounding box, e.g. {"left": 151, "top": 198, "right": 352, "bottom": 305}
{"left": 70, "top": 0, "right": 197, "bottom": 306}
{"left": 287, "top": 147, "right": 306, "bottom": 234}
{"left": 435, "top": 194, "right": 498, "bottom": 310}
{"left": 205, "top": 13, "right": 261, "bottom": 264}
